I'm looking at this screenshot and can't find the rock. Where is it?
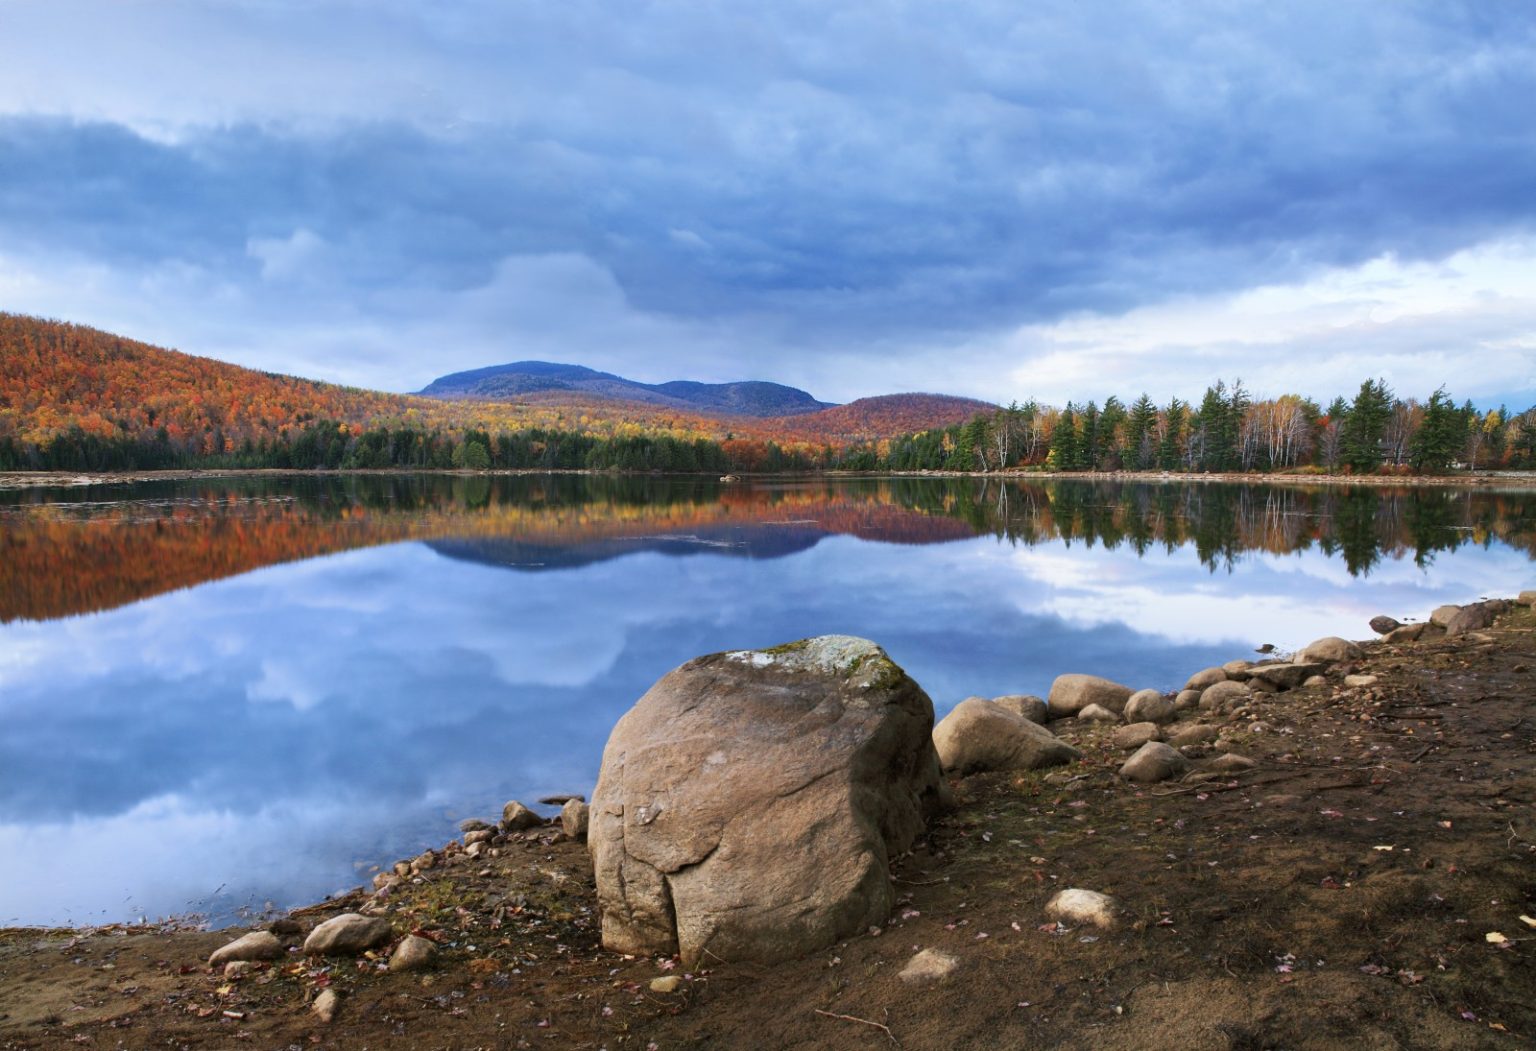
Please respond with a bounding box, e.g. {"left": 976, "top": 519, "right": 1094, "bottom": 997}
{"left": 411, "top": 850, "right": 437, "bottom": 872}
{"left": 311, "top": 988, "right": 339, "bottom": 1024}
{"left": 933, "top": 698, "right": 1081, "bottom": 775}
{"left": 458, "top": 818, "right": 493, "bottom": 834}
{"left": 1124, "top": 689, "right": 1175, "bottom": 724}
{"left": 303, "top": 914, "right": 392, "bottom": 956}
{"left": 209, "top": 931, "right": 284, "bottom": 967}
{"left": 1207, "top": 753, "right": 1257, "bottom": 773}
{"left": 650, "top": 976, "right": 683, "bottom": 994}
{"left": 1445, "top": 603, "right": 1496, "bottom": 636}
{"left": 1383, "top": 623, "right": 1426, "bottom": 644}
{"left": 1221, "top": 660, "right": 1252, "bottom": 679}
{"left": 992, "top": 694, "right": 1049, "bottom": 724}
{"left": 1248, "top": 662, "right": 1324, "bottom": 691}
{"left": 561, "top": 798, "right": 590, "bottom": 840}
{"left": 1430, "top": 604, "right": 1463, "bottom": 627}
{"left": 1113, "top": 722, "right": 1163, "bottom": 750}
{"left": 1047, "top": 674, "right": 1134, "bottom": 717}
{"left": 590, "top": 636, "right": 943, "bottom": 966}
{"left": 538, "top": 794, "right": 585, "bottom": 805}
{"left": 1174, "top": 689, "right": 1201, "bottom": 711}
{"left": 1297, "top": 636, "right": 1364, "bottom": 664}
{"left": 389, "top": 934, "right": 437, "bottom": 972}
{"left": 1518, "top": 591, "right": 1536, "bottom": 607}
{"left": 898, "top": 948, "right": 958, "bottom": 982}
{"left": 1303, "top": 675, "right": 1328, "bottom": 688}
{"left": 1119, "top": 741, "right": 1189, "bottom": 783}
{"left": 1185, "top": 667, "right": 1228, "bottom": 691}
{"left": 1247, "top": 677, "right": 1280, "bottom": 694}
{"left": 501, "top": 801, "right": 541, "bottom": 831}
{"left": 1199, "top": 680, "right": 1251, "bottom": 712}
{"left": 1168, "top": 724, "right": 1220, "bottom": 748}
{"left": 465, "top": 841, "right": 488, "bottom": 858}
{"left": 1045, "top": 888, "right": 1118, "bottom": 930}
{"left": 1344, "top": 674, "right": 1379, "bottom": 687}
{"left": 1369, "top": 615, "right": 1402, "bottom": 635}
{"left": 1077, "top": 703, "right": 1121, "bottom": 724}
{"left": 269, "top": 918, "right": 303, "bottom": 937}
{"left": 464, "top": 829, "right": 495, "bottom": 846}
{"left": 223, "top": 961, "right": 254, "bottom": 978}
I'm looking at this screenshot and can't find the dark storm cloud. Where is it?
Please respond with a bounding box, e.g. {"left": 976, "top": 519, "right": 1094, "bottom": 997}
{"left": 0, "top": 1, "right": 1532, "bottom": 397}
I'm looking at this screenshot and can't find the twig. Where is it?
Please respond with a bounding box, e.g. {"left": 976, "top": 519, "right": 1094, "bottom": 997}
{"left": 1149, "top": 771, "right": 1308, "bottom": 797}
{"left": 814, "top": 1008, "right": 900, "bottom": 1046}
{"left": 1407, "top": 745, "right": 1435, "bottom": 763}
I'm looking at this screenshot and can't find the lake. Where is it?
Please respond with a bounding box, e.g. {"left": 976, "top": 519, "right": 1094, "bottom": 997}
{"left": 2, "top": 473, "right": 1532, "bottom": 928}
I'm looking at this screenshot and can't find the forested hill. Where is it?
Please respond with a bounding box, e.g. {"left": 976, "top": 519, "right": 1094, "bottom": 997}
{"left": 419, "top": 360, "right": 835, "bottom": 417}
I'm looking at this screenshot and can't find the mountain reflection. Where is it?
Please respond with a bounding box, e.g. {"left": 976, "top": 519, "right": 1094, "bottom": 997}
{"left": 2, "top": 474, "right": 1532, "bottom": 622}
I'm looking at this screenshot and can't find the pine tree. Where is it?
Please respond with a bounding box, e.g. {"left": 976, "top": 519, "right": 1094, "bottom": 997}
{"left": 1341, "top": 378, "right": 1393, "bottom": 472}
{"left": 1051, "top": 404, "right": 1081, "bottom": 470}
{"left": 1126, "top": 394, "right": 1157, "bottom": 470}
{"left": 1408, "top": 387, "right": 1460, "bottom": 473}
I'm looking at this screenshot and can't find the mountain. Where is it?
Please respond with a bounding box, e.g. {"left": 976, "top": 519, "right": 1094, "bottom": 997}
{"left": 776, "top": 393, "right": 998, "bottom": 441}
{"left": 418, "top": 360, "right": 836, "bottom": 417}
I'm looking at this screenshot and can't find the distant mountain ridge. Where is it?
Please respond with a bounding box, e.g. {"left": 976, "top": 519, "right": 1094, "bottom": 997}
{"left": 418, "top": 360, "right": 836, "bottom": 418}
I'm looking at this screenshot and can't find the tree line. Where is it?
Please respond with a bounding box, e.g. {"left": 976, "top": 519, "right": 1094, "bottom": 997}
{"left": 835, "top": 380, "right": 1534, "bottom": 475}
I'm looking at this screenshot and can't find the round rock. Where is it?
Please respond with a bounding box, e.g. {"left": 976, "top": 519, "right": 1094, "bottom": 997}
{"left": 1047, "top": 674, "right": 1134, "bottom": 717}
{"left": 1184, "top": 667, "right": 1227, "bottom": 691}
{"left": 303, "top": 914, "right": 393, "bottom": 956}
{"left": 1113, "top": 722, "right": 1163, "bottom": 750}
{"left": 209, "top": 931, "right": 284, "bottom": 967}
{"left": 1124, "top": 689, "right": 1175, "bottom": 724}
{"left": 898, "top": 948, "right": 959, "bottom": 982}
{"left": 992, "top": 694, "right": 1049, "bottom": 725}
{"left": 1045, "top": 888, "right": 1118, "bottom": 930}
{"left": 933, "top": 698, "right": 1080, "bottom": 775}
{"left": 1368, "top": 615, "right": 1402, "bottom": 635}
{"left": 389, "top": 934, "right": 437, "bottom": 972}
{"left": 1119, "top": 741, "right": 1189, "bottom": 783}
{"left": 1077, "top": 703, "right": 1121, "bottom": 724}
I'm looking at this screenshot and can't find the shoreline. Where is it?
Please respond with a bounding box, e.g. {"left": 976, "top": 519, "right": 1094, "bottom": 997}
{"left": 4, "top": 466, "right": 1536, "bottom": 492}
{"left": 3, "top": 599, "right": 1534, "bottom": 1048}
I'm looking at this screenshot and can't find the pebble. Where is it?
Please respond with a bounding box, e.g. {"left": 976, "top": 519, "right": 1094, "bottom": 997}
{"left": 650, "top": 976, "right": 683, "bottom": 993}
{"left": 389, "top": 934, "right": 437, "bottom": 972}
{"left": 1344, "top": 674, "right": 1379, "bottom": 687}
{"left": 898, "top": 948, "right": 959, "bottom": 982}
{"left": 208, "top": 930, "right": 284, "bottom": 967}
{"left": 312, "top": 988, "right": 340, "bottom": 1024}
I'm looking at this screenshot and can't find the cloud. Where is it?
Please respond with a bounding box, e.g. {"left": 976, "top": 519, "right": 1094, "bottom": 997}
{"left": 0, "top": 2, "right": 1533, "bottom": 402}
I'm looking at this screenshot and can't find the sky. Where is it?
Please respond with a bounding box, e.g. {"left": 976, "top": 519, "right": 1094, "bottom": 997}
{"left": 1, "top": 1, "right": 1533, "bottom": 407}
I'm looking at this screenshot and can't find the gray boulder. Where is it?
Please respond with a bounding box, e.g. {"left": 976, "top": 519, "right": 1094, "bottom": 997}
{"left": 1221, "top": 660, "right": 1252, "bottom": 679}
{"left": 1167, "top": 724, "right": 1220, "bottom": 748}
{"left": 1113, "top": 722, "right": 1163, "bottom": 750}
{"left": 1123, "top": 689, "right": 1175, "bottom": 724}
{"left": 1199, "top": 680, "right": 1251, "bottom": 712}
{"left": 303, "top": 914, "right": 392, "bottom": 956}
{"left": 933, "top": 698, "right": 1080, "bottom": 775}
{"left": 1184, "top": 667, "right": 1228, "bottom": 691}
{"left": 1248, "top": 662, "right": 1324, "bottom": 691}
{"left": 1119, "top": 742, "right": 1189, "bottom": 783}
{"left": 501, "top": 800, "right": 541, "bottom": 831}
{"left": 1297, "top": 636, "right": 1364, "bottom": 664}
{"left": 209, "top": 931, "right": 284, "bottom": 967}
{"left": 1429, "top": 604, "right": 1462, "bottom": 627}
{"left": 561, "top": 798, "right": 590, "bottom": 840}
{"left": 1174, "top": 689, "right": 1201, "bottom": 711}
{"left": 1047, "top": 674, "right": 1134, "bottom": 717}
{"left": 590, "top": 636, "right": 942, "bottom": 966}
{"left": 1445, "top": 602, "right": 1497, "bottom": 636}
{"left": 993, "top": 694, "right": 1049, "bottom": 725}
{"left": 1383, "top": 622, "right": 1427, "bottom": 643}
{"left": 388, "top": 934, "right": 437, "bottom": 972}
{"left": 1368, "top": 615, "right": 1402, "bottom": 635}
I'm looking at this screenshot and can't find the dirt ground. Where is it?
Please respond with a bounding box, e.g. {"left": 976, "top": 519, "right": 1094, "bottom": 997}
{"left": 3, "top": 607, "right": 1534, "bottom": 1050}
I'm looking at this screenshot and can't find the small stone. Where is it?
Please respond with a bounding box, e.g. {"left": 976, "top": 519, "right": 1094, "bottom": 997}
{"left": 992, "top": 694, "right": 1049, "bottom": 724}
{"left": 650, "top": 976, "right": 683, "bottom": 994}
{"left": 1383, "top": 623, "right": 1427, "bottom": 644}
{"left": 393, "top": 861, "right": 412, "bottom": 878}
{"left": 223, "top": 961, "right": 254, "bottom": 978}
{"left": 501, "top": 801, "right": 542, "bottom": 831}
{"left": 1369, "top": 615, "right": 1402, "bottom": 635}
{"left": 464, "top": 829, "right": 495, "bottom": 846}
{"left": 1119, "top": 741, "right": 1189, "bottom": 783}
{"left": 561, "top": 798, "right": 591, "bottom": 840}
{"left": 1199, "top": 680, "right": 1251, "bottom": 712}
{"left": 898, "top": 948, "right": 958, "bottom": 982}
{"left": 1077, "top": 703, "right": 1121, "bottom": 724}
{"left": 1247, "top": 677, "right": 1280, "bottom": 694}
{"left": 268, "top": 918, "right": 303, "bottom": 937}
{"left": 1207, "top": 753, "right": 1257, "bottom": 773}
{"left": 458, "top": 818, "right": 494, "bottom": 834}
{"left": 1174, "top": 689, "right": 1201, "bottom": 711}
{"left": 1344, "top": 674, "right": 1379, "bottom": 687}
{"left": 1248, "top": 662, "right": 1324, "bottom": 691}
{"left": 538, "top": 794, "right": 586, "bottom": 805}
{"left": 1113, "top": 722, "right": 1163, "bottom": 750}
{"left": 312, "top": 988, "right": 340, "bottom": 1024}
{"left": 465, "top": 840, "right": 488, "bottom": 858}
{"left": 303, "top": 914, "right": 393, "bottom": 956}
{"left": 209, "top": 931, "right": 284, "bottom": 967}
{"left": 1303, "top": 675, "right": 1327, "bottom": 687}
{"left": 412, "top": 850, "right": 437, "bottom": 872}
{"left": 1045, "top": 888, "right": 1117, "bottom": 930}
{"left": 389, "top": 934, "right": 437, "bottom": 972}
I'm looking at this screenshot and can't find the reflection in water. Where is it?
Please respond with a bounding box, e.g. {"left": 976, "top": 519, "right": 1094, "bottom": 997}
{"left": 2, "top": 475, "right": 1533, "bottom": 622}
{"left": 0, "top": 474, "right": 1532, "bottom": 927}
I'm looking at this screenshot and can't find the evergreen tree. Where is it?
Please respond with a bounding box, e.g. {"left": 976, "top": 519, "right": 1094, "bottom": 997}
{"left": 1126, "top": 393, "right": 1157, "bottom": 470}
{"left": 1158, "top": 398, "right": 1186, "bottom": 470}
{"left": 1051, "top": 404, "right": 1082, "bottom": 470}
{"left": 1340, "top": 378, "right": 1393, "bottom": 472}
{"left": 1408, "top": 387, "right": 1460, "bottom": 473}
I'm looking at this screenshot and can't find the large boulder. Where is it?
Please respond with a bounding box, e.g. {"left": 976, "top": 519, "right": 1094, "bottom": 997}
{"left": 1517, "top": 591, "right": 1536, "bottom": 607}
{"left": 1123, "top": 689, "right": 1175, "bottom": 724}
{"left": 1199, "top": 680, "right": 1251, "bottom": 712}
{"left": 933, "top": 699, "right": 1080, "bottom": 775}
{"left": 1368, "top": 615, "right": 1402, "bottom": 635}
{"left": 992, "top": 694, "right": 1049, "bottom": 725}
{"left": 1184, "top": 667, "right": 1228, "bottom": 691}
{"left": 1248, "top": 662, "right": 1325, "bottom": 691}
{"left": 209, "top": 931, "right": 284, "bottom": 967}
{"left": 590, "top": 636, "right": 942, "bottom": 966}
{"left": 1047, "top": 674, "right": 1134, "bottom": 717}
{"left": 1429, "top": 604, "right": 1462, "bottom": 627}
{"left": 1445, "top": 602, "right": 1497, "bottom": 636}
{"left": 1297, "top": 637, "right": 1364, "bottom": 664}
{"left": 303, "top": 914, "right": 392, "bottom": 956}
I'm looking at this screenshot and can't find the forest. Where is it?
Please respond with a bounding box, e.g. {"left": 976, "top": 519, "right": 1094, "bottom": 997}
{"left": 2, "top": 314, "right": 1532, "bottom": 475}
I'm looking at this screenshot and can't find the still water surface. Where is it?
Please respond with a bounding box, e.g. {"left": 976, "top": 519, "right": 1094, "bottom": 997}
{"left": 1, "top": 474, "right": 1532, "bottom": 926}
